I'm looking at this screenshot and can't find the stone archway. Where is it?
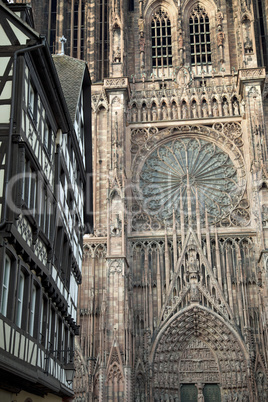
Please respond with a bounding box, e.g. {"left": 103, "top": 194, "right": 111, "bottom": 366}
{"left": 150, "top": 306, "right": 251, "bottom": 401}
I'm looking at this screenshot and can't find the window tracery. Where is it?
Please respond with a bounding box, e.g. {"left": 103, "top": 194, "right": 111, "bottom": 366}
{"left": 189, "top": 5, "right": 212, "bottom": 72}
{"left": 151, "top": 8, "right": 172, "bottom": 69}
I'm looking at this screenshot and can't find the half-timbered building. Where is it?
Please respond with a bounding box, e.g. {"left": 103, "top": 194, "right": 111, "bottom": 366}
{"left": 0, "top": 1, "right": 91, "bottom": 401}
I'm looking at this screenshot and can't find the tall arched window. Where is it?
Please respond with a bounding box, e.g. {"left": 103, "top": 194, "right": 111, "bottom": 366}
{"left": 190, "top": 5, "right": 211, "bottom": 72}
{"left": 151, "top": 9, "right": 172, "bottom": 69}
{"left": 96, "top": 0, "right": 109, "bottom": 80}
{"left": 48, "top": 0, "right": 57, "bottom": 54}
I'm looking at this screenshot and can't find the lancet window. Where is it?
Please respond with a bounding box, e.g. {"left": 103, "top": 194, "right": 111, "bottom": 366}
{"left": 66, "top": 0, "right": 85, "bottom": 59}
{"left": 48, "top": 0, "right": 57, "bottom": 54}
{"left": 189, "top": 5, "right": 211, "bottom": 70}
{"left": 151, "top": 8, "right": 172, "bottom": 69}
{"left": 97, "top": 0, "right": 109, "bottom": 80}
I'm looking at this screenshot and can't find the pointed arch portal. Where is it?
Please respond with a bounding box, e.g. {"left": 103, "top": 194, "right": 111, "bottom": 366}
{"left": 150, "top": 306, "right": 251, "bottom": 401}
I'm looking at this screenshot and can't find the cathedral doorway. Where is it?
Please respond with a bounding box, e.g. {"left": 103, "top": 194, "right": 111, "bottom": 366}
{"left": 150, "top": 306, "right": 250, "bottom": 401}
{"left": 203, "top": 385, "right": 221, "bottom": 401}
{"left": 180, "top": 384, "right": 221, "bottom": 401}
{"left": 180, "top": 384, "right": 221, "bottom": 402}
{"left": 180, "top": 385, "right": 198, "bottom": 401}
{"left": 179, "top": 339, "right": 221, "bottom": 402}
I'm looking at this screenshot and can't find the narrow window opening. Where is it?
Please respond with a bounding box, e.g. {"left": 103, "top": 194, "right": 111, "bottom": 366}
{"left": 0, "top": 255, "right": 11, "bottom": 317}
{"left": 190, "top": 5, "right": 212, "bottom": 73}
{"left": 151, "top": 8, "right": 172, "bottom": 69}
{"left": 49, "top": 0, "right": 57, "bottom": 54}
{"left": 97, "top": 0, "right": 109, "bottom": 80}
{"left": 129, "top": 0, "right": 134, "bottom": 12}
{"left": 16, "top": 272, "right": 25, "bottom": 328}
{"left": 29, "top": 285, "right": 36, "bottom": 337}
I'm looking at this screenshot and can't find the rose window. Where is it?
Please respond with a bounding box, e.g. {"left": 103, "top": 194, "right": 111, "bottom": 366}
{"left": 139, "top": 137, "right": 244, "bottom": 225}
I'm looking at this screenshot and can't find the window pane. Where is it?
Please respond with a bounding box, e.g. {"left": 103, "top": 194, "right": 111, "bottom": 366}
{"left": 190, "top": 5, "right": 212, "bottom": 67}
{"left": 16, "top": 272, "right": 24, "bottom": 328}
{"left": 0, "top": 256, "right": 11, "bottom": 316}
{"left": 151, "top": 8, "right": 172, "bottom": 68}
{"left": 29, "top": 286, "right": 36, "bottom": 336}
{"left": 39, "top": 298, "right": 44, "bottom": 343}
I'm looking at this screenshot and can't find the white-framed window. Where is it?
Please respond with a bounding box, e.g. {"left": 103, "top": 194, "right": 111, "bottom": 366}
{"left": 39, "top": 297, "right": 44, "bottom": 343}
{"left": 28, "top": 82, "right": 38, "bottom": 123}
{"left": 22, "top": 159, "right": 37, "bottom": 214}
{"left": 44, "top": 122, "right": 49, "bottom": 149}
{"left": 29, "top": 285, "right": 36, "bottom": 336}
{"left": 44, "top": 121, "right": 53, "bottom": 158}
{"left": 16, "top": 272, "right": 25, "bottom": 328}
{"left": 28, "top": 82, "right": 35, "bottom": 116}
{"left": 48, "top": 307, "right": 52, "bottom": 350}
{"left": 55, "top": 315, "right": 59, "bottom": 355}
{"left": 0, "top": 255, "right": 11, "bottom": 317}
{"left": 46, "top": 199, "right": 51, "bottom": 239}
{"left": 27, "top": 167, "right": 32, "bottom": 209}
{"left": 32, "top": 174, "right": 37, "bottom": 217}
{"left": 21, "top": 158, "right": 26, "bottom": 201}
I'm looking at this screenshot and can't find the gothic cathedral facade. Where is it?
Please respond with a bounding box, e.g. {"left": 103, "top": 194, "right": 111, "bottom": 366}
{"left": 31, "top": 0, "right": 268, "bottom": 400}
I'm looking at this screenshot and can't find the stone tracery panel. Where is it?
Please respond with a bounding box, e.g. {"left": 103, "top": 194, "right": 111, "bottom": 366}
{"left": 131, "top": 124, "right": 248, "bottom": 229}
{"left": 139, "top": 137, "right": 242, "bottom": 225}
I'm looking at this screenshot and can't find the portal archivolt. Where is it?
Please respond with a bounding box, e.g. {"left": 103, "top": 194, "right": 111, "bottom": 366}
{"left": 150, "top": 306, "right": 251, "bottom": 401}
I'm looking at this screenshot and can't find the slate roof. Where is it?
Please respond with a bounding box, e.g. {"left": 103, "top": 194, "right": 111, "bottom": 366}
{"left": 53, "top": 54, "right": 87, "bottom": 124}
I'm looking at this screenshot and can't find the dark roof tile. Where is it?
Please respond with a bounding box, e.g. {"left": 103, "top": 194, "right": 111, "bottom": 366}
{"left": 53, "top": 54, "right": 86, "bottom": 123}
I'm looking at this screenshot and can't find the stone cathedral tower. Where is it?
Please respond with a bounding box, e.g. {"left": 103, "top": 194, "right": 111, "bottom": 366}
{"left": 28, "top": 0, "right": 268, "bottom": 400}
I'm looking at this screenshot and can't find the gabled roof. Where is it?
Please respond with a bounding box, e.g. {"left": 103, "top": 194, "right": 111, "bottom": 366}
{"left": 53, "top": 54, "right": 88, "bottom": 124}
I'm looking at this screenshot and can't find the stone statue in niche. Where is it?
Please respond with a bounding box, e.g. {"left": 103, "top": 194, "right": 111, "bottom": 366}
{"left": 113, "top": 27, "right": 121, "bottom": 62}
{"left": 187, "top": 249, "right": 199, "bottom": 274}
{"left": 177, "top": 67, "right": 190, "bottom": 87}
{"left": 213, "top": 101, "right": 219, "bottom": 117}
{"left": 138, "top": 18, "right": 144, "bottom": 33}
{"left": 172, "top": 104, "right": 178, "bottom": 119}
{"left": 152, "top": 106, "right": 157, "bottom": 121}
{"left": 142, "top": 107, "right": 147, "bottom": 122}
{"left": 114, "top": 46, "right": 121, "bottom": 63}
{"left": 242, "top": 17, "right": 253, "bottom": 54}
{"left": 110, "top": 214, "right": 122, "bottom": 236}
{"left": 223, "top": 100, "right": 229, "bottom": 116}
{"left": 139, "top": 31, "right": 145, "bottom": 69}
{"left": 196, "top": 384, "right": 204, "bottom": 402}
{"left": 202, "top": 101, "right": 208, "bottom": 118}
{"left": 244, "top": 36, "right": 253, "bottom": 54}
{"left": 217, "top": 31, "right": 225, "bottom": 46}
{"left": 191, "top": 102, "right": 198, "bottom": 118}
{"left": 162, "top": 104, "right": 168, "bottom": 120}
{"left": 233, "top": 101, "right": 239, "bottom": 115}
{"left": 182, "top": 103, "right": 188, "bottom": 119}
{"left": 216, "top": 9, "right": 224, "bottom": 28}
{"left": 132, "top": 107, "right": 138, "bottom": 122}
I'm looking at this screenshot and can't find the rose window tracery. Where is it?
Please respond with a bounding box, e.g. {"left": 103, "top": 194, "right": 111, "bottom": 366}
{"left": 139, "top": 137, "right": 244, "bottom": 225}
